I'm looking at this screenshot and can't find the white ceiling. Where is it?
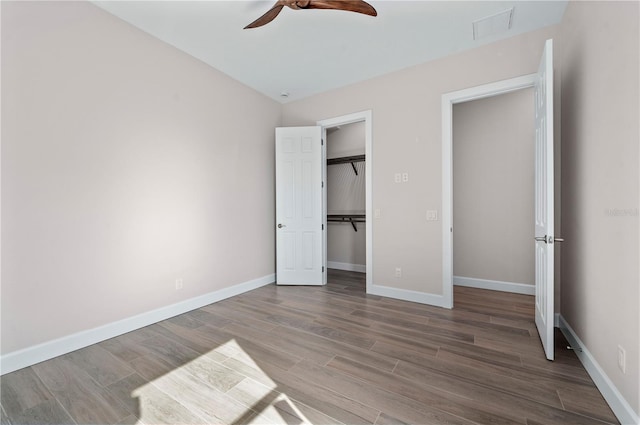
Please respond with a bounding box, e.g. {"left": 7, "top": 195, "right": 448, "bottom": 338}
{"left": 93, "top": 1, "right": 567, "bottom": 103}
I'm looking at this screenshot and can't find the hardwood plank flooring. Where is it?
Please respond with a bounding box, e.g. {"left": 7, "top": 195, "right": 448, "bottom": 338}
{"left": 1, "top": 405, "right": 11, "bottom": 425}
{"left": 0, "top": 368, "right": 55, "bottom": 418}
{"left": 0, "top": 270, "right": 618, "bottom": 424}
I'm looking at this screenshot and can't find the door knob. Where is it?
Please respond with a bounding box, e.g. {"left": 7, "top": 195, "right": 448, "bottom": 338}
{"left": 277, "top": 223, "right": 286, "bottom": 228}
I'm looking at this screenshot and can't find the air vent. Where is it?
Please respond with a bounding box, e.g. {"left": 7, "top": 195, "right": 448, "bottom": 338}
{"left": 472, "top": 8, "right": 514, "bottom": 40}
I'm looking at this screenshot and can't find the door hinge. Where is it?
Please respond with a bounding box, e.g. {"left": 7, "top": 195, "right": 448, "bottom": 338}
{"left": 322, "top": 181, "right": 324, "bottom": 188}
{"left": 322, "top": 266, "right": 325, "bottom": 272}
{"left": 322, "top": 224, "right": 324, "bottom": 230}
{"left": 321, "top": 139, "right": 324, "bottom": 145}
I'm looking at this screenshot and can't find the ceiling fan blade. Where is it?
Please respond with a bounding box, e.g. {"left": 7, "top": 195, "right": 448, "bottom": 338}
{"left": 244, "top": 3, "right": 285, "bottom": 29}
{"left": 305, "top": 0, "right": 377, "bottom": 16}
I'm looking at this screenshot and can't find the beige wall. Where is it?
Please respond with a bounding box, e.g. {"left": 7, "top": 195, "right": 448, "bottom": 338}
{"left": 283, "top": 25, "right": 558, "bottom": 293}
{"left": 453, "top": 89, "right": 534, "bottom": 286}
{"left": 326, "top": 122, "right": 366, "bottom": 267}
{"left": 560, "top": 1, "right": 639, "bottom": 415}
{"left": 327, "top": 122, "right": 366, "bottom": 159}
{"left": 1, "top": 1, "right": 281, "bottom": 354}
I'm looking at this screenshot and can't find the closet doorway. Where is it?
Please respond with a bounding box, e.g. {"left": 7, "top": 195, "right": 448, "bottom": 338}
{"left": 325, "top": 122, "right": 366, "bottom": 280}
{"left": 317, "top": 111, "right": 372, "bottom": 290}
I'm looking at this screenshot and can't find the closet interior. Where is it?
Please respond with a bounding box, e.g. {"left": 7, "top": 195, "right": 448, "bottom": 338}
{"left": 326, "top": 122, "right": 366, "bottom": 274}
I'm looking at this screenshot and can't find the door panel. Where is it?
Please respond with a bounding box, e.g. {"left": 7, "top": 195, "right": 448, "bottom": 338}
{"left": 276, "top": 127, "right": 324, "bottom": 285}
{"left": 534, "top": 39, "right": 555, "bottom": 360}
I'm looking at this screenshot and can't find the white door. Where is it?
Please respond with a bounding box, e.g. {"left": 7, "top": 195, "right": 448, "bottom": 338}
{"left": 534, "top": 39, "right": 555, "bottom": 361}
{"left": 275, "top": 126, "right": 324, "bottom": 285}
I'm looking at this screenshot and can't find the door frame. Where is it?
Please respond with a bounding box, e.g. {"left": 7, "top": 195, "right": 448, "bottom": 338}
{"left": 317, "top": 110, "right": 373, "bottom": 290}
{"left": 441, "top": 74, "right": 537, "bottom": 308}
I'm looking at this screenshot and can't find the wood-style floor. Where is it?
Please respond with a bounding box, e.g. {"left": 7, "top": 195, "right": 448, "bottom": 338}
{"left": 1, "top": 270, "right": 618, "bottom": 425}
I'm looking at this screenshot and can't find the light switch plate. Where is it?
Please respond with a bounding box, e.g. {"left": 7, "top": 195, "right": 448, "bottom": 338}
{"left": 618, "top": 345, "right": 626, "bottom": 373}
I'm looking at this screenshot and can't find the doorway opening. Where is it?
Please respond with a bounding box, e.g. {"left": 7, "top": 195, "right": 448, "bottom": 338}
{"left": 451, "top": 88, "right": 537, "bottom": 329}
{"left": 317, "top": 111, "right": 373, "bottom": 292}
{"left": 324, "top": 122, "right": 367, "bottom": 293}
{"left": 452, "top": 88, "right": 535, "bottom": 303}
{"left": 442, "top": 73, "right": 538, "bottom": 308}
{"left": 325, "top": 122, "right": 367, "bottom": 290}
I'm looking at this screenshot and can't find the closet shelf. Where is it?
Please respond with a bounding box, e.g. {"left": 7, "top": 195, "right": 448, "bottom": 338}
{"left": 327, "top": 214, "right": 365, "bottom": 232}
{"left": 327, "top": 154, "right": 365, "bottom": 175}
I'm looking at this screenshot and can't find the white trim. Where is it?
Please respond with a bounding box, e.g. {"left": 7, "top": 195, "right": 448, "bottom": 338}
{"left": 317, "top": 110, "right": 373, "bottom": 293}
{"left": 442, "top": 73, "right": 537, "bottom": 310}
{"left": 327, "top": 262, "right": 366, "bottom": 273}
{"left": 321, "top": 127, "right": 328, "bottom": 285}
{"left": 453, "top": 276, "right": 535, "bottom": 295}
{"left": 369, "top": 284, "right": 450, "bottom": 308}
{"left": 558, "top": 315, "right": 640, "bottom": 425}
{"left": 0, "top": 274, "right": 275, "bottom": 375}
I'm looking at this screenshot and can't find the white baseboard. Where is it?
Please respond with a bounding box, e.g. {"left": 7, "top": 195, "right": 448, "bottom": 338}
{"left": 327, "top": 261, "right": 366, "bottom": 273}
{"left": 558, "top": 315, "right": 640, "bottom": 425}
{"left": 368, "top": 284, "right": 450, "bottom": 308}
{"left": 453, "top": 276, "right": 535, "bottom": 295}
{"left": 0, "top": 274, "right": 275, "bottom": 376}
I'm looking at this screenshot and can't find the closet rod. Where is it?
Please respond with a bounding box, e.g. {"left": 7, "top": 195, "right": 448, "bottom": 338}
{"left": 327, "top": 214, "right": 365, "bottom": 232}
{"left": 327, "top": 155, "right": 365, "bottom": 176}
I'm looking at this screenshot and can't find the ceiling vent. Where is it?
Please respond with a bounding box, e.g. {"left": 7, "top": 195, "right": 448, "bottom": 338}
{"left": 472, "top": 8, "right": 514, "bottom": 40}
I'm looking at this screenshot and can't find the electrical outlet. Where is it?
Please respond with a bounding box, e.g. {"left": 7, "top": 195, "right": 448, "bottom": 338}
{"left": 402, "top": 172, "right": 409, "bottom": 182}
{"left": 394, "top": 173, "right": 402, "bottom": 183}
{"left": 426, "top": 210, "right": 438, "bottom": 221}
{"left": 175, "top": 279, "right": 183, "bottom": 290}
{"left": 374, "top": 209, "right": 381, "bottom": 218}
{"left": 395, "top": 267, "right": 402, "bottom": 278}
{"left": 618, "top": 345, "right": 626, "bottom": 373}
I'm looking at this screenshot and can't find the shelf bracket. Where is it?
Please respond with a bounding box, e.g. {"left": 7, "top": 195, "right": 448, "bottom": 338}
{"left": 349, "top": 218, "right": 358, "bottom": 232}
{"left": 350, "top": 162, "right": 358, "bottom": 176}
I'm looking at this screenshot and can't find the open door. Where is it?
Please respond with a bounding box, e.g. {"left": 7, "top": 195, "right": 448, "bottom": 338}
{"left": 534, "top": 39, "right": 556, "bottom": 360}
{"left": 275, "top": 126, "right": 324, "bottom": 285}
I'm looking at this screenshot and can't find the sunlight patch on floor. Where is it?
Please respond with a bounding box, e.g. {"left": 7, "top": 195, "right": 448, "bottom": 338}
{"left": 132, "top": 339, "right": 311, "bottom": 424}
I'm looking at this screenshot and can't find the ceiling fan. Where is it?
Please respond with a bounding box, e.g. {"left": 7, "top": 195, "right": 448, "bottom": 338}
{"left": 244, "top": 0, "right": 377, "bottom": 29}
